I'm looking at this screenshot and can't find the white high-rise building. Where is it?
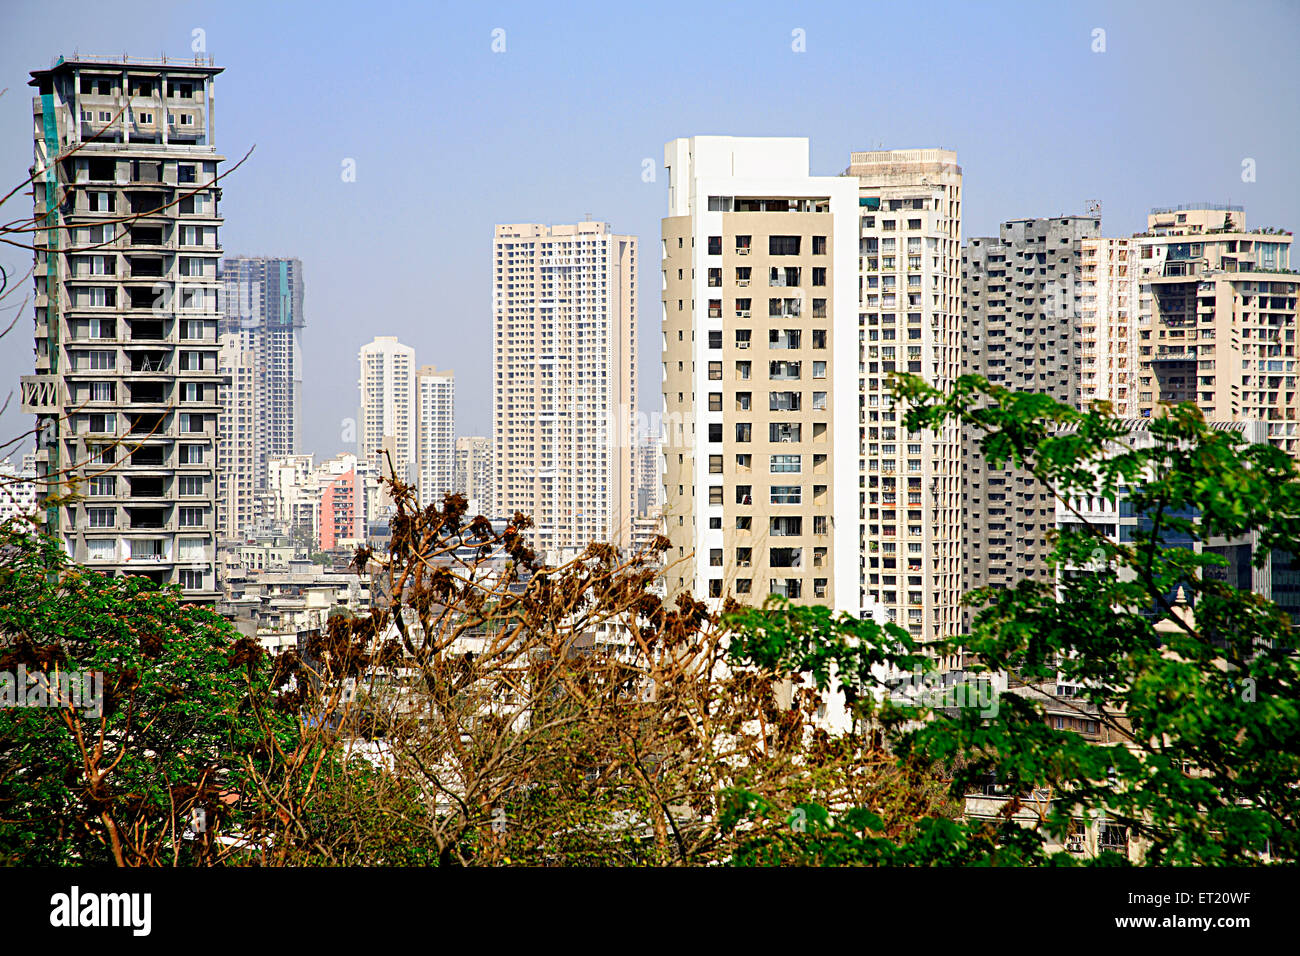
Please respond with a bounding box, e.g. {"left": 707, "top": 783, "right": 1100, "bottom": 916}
{"left": 493, "top": 222, "right": 637, "bottom": 553}
{"left": 358, "top": 336, "right": 416, "bottom": 485}
{"left": 415, "top": 366, "right": 455, "bottom": 506}
{"left": 453, "top": 436, "right": 492, "bottom": 514}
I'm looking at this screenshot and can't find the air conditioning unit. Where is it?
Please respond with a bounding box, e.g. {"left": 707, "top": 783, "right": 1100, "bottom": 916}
{"left": 1066, "top": 840, "right": 1085, "bottom": 853}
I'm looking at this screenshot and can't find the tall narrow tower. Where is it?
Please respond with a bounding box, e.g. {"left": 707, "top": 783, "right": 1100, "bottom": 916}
{"left": 415, "top": 365, "right": 455, "bottom": 506}
{"left": 492, "top": 222, "right": 637, "bottom": 554}
{"left": 847, "top": 149, "right": 963, "bottom": 646}
{"left": 22, "top": 55, "right": 225, "bottom": 599}
{"left": 358, "top": 336, "right": 416, "bottom": 484}
{"left": 220, "top": 255, "right": 305, "bottom": 488}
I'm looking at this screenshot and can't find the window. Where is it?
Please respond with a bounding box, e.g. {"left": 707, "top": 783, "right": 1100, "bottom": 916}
{"left": 708, "top": 423, "right": 723, "bottom": 442}
{"left": 179, "top": 569, "right": 205, "bottom": 590}
{"left": 770, "top": 485, "right": 802, "bottom": 505}
{"left": 812, "top": 236, "right": 827, "bottom": 255}
{"left": 708, "top": 579, "right": 723, "bottom": 598}
{"left": 87, "top": 413, "right": 115, "bottom": 434}
{"left": 707, "top": 236, "right": 722, "bottom": 255}
{"left": 813, "top": 515, "right": 828, "bottom": 534}
{"left": 89, "top": 381, "right": 115, "bottom": 402}
{"left": 708, "top": 454, "right": 723, "bottom": 474}
{"left": 769, "top": 391, "right": 801, "bottom": 411}
{"left": 812, "top": 391, "right": 827, "bottom": 410}
{"left": 769, "top": 236, "right": 801, "bottom": 255}
{"left": 709, "top": 486, "right": 723, "bottom": 505}
{"left": 708, "top": 361, "right": 722, "bottom": 380}
{"left": 178, "top": 476, "right": 204, "bottom": 496}
{"left": 771, "top": 516, "right": 802, "bottom": 536}
{"left": 708, "top": 392, "right": 722, "bottom": 412}
{"left": 769, "top": 422, "right": 801, "bottom": 443}
{"left": 178, "top": 444, "right": 204, "bottom": 465}
{"left": 770, "top": 548, "right": 802, "bottom": 568}
{"left": 708, "top": 330, "right": 722, "bottom": 349}
{"left": 735, "top": 329, "right": 751, "bottom": 349}
{"left": 735, "top": 579, "right": 752, "bottom": 594}
{"left": 178, "top": 507, "right": 204, "bottom": 527}
{"left": 812, "top": 267, "right": 826, "bottom": 286}
{"left": 736, "top": 361, "right": 751, "bottom": 380}
{"left": 181, "top": 382, "right": 203, "bottom": 403}
{"left": 709, "top": 549, "right": 723, "bottom": 567}
{"left": 813, "top": 361, "right": 827, "bottom": 379}
{"left": 735, "top": 423, "right": 752, "bottom": 442}
{"left": 769, "top": 360, "right": 801, "bottom": 380}
{"left": 87, "top": 507, "right": 114, "bottom": 528}
{"left": 89, "top": 476, "right": 115, "bottom": 496}
{"left": 178, "top": 164, "right": 196, "bottom": 184}
{"left": 770, "top": 454, "right": 801, "bottom": 473}
{"left": 87, "top": 539, "right": 115, "bottom": 562}
{"left": 736, "top": 516, "right": 752, "bottom": 531}
{"left": 736, "top": 485, "right": 753, "bottom": 505}
{"left": 736, "top": 392, "right": 751, "bottom": 410}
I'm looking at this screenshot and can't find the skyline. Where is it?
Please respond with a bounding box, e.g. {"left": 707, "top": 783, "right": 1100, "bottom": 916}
{"left": 1, "top": 0, "right": 1298, "bottom": 460}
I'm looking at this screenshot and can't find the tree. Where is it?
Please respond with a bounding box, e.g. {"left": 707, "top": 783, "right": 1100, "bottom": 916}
{"left": 721, "top": 376, "right": 1300, "bottom": 865}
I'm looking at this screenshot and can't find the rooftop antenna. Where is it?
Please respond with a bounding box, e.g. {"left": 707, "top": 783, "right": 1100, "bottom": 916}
{"left": 1086, "top": 199, "right": 1101, "bottom": 215}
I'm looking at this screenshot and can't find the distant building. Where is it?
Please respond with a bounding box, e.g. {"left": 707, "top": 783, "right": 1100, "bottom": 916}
{"left": 358, "top": 336, "right": 416, "bottom": 484}
{"left": 415, "top": 366, "right": 455, "bottom": 506}
{"left": 635, "top": 435, "right": 661, "bottom": 517}
{"left": 493, "top": 221, "right": 637, "bottom": 553}
{"left": 0, "top": 454, "right": 40, "bottom": 525}
{"left": 453, "top": 436, "right": 492, "bottom": 514}
{"left": 220, "top": 255, "right": 305, "bottom": 488}
{"left": 217, "top": 333, "right": 257, "bottom": 539}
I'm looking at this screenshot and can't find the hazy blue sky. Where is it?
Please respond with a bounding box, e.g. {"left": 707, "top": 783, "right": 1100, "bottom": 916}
{"left": 2, "top": 0, "right": 1297, "bottom": 459}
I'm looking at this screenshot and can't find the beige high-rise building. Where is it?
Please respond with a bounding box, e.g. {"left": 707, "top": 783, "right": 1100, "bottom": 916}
{"left": 492, "top": 222, "right": 637, "bottom": 553}
{"left": 453, "top": 435, "right": 492, "bottom": 513}
{"left": 660, "top": 136, "right": 862, "bottom": 612}
{"left": 848, "top": 149, "right": 964, "bottom": 644}
{"left": 1134, "top": 205, "right": 1299, "bottom": 457}
{"left": 415, "top": 365, "right": 455, "bottom": 506}
{"left": 358, "top": 336, "right": 416, "bottom": 484}
{"left": 217, "top": 333, "right": 256, "bottom": 540}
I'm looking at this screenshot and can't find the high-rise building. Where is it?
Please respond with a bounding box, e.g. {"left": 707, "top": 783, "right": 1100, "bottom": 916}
{"left": 217, "top": 332, "right": 256, "bottom": 539}
{"left": 1134, "top": 206, "right": 1299, "bottom": 458}
{"left": 358, "top": 336, "right": 416, "bottom": 484}
{"left": 1079, "top": 235, "right": 1140, "bottom": 416}
{"left": 848, "top": 149, "right": 964, "bottom": 644}
{"left": 415, "top": 366, "right": 455, "bottom": 506}
{"left": 660, "top": 136, "right": 861, "bottom": 612}
{"left": 453, "top": 436, "right": 492, "bottom": 513}
{"left": 635, "top": 434, "right": 662, "bottom": 516}
{"left": 493, "top": 222, "right": 637, "bottom": 553}
{"left": 961, "top": 216, "right": 1100, "bottom": 601}
{"left": 319, "top": 468, "right": 361, "bottom": 550}
{"left": 21, "top": 55, "right": 224, "bottom": 598}
{"left": 220, "top": 256, "right": 305, "bottom": 488}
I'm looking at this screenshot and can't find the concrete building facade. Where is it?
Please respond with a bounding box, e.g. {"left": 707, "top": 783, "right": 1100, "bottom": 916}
{"left": 216, "top": 332, "right": 256, "bottom": 539}
{"left": 961, "top": 216, "right": 1100, "bottom": 602}
{"left": 453, "top": 435, "right": 492, "bottom": 513}
{"left": 21, "top": 55, "right": 225, "bottom": 598}
{"left": 659, "top": 136, "right": 860, "bottom": 612}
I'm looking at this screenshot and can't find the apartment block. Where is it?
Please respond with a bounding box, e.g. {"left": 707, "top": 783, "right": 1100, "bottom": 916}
{"left": 217, "top": 332, "right": 256, "bottom": 539}
{"left": 220, "top": 255, "right": 304, "bottom": 488}
{"left": 453, "top": 435, "right": 492, "bottom": 513}
{"left": 849, "top": 149, "right": 964, "bottom": 643}
{"left": 961, "top": 216, "right": 1099, "bottom": 601}
{"left": 1134, "top": 205, "right": 1299, "bottom": 458}
{"left": 636, "top": 434, "right": 662, "bottom": 516}
{"left": 493, "top": 222, "right": 637, "bottom": 553}
{"left": 660, "top": 136, "right": 860, "bottom": 611}
{"left": 21, "top": 55, "right": 224, "bottom": 598}
{"left": 415, "top": 366, "right": 455, "bottom": 506}
{"left": 1080, "top": 236, "right": 1140, "bottom": 416}
{"left": 358, "top": 336, "right": 416, "bottom": 483}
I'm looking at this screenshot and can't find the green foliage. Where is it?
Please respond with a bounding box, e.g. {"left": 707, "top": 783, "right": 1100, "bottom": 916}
{"left": 720, "top": 376, "right": 1300, "bottom": 865}
{"left": 0, "top": 520, "right": 292, "bottom": 865}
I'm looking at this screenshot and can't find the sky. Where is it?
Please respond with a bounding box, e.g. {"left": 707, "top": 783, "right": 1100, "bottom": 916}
{"left": 1, "top": 0, "right": 1298, "bottom": 460}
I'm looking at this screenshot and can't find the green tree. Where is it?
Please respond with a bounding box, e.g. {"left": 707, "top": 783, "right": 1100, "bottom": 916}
{"left": 721, "top": 377, "right": 1300, "bottom": 865}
